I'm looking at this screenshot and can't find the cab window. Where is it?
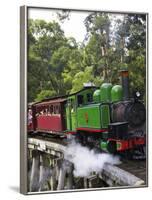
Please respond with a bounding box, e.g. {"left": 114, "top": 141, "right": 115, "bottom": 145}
{"left": 77, "top": 95, "right": 84, "bottom": 106}
{"left": 50, "top": 105, "right": 53, "bottom": 114}
{"left": 87, "top": 93, "right": 93, "bottom": 103}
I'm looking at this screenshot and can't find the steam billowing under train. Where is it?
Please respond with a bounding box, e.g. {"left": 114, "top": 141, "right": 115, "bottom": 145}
{"left": 28, "top": 69, "right": 146, "bottom": 158}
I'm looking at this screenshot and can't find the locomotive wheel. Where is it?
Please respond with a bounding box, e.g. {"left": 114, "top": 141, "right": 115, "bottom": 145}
{"left": 132, "top": 145, "right": 146, "bottom": 160}
{"left": 119, "top": 145, "right": 146, "bottom": 160}
{"left": 75, "top": 132, "right": 87, "bottom": 146}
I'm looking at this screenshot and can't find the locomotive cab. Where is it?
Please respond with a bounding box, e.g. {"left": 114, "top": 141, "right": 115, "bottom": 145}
{"left": 65, "top": 86, "right": 97, "bottom": 133}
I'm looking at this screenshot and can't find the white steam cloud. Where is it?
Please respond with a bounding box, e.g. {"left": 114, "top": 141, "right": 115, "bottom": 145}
{"left": 65, "top": 141, "right": 121, "bottom": 177}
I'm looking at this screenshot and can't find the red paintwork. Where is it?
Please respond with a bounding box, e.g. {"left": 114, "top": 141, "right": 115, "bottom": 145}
{"left": 66, "top": 131, "right": 77, "bottom": 134}
{"left": 76, "top": 127, "right": 107, "bottom": 133}
{"left": 30, "top": 97, "right": 67, "bottom": 133}
{"left": 27, "top": 123, "right": 33, "bottom": 131}
{"left": 133, "top": 137, "right": 145, "bottom": 146}
{"left": 109, "top": 137, "right": 145, "bottom": 151}
{"left": 116, "top": 140, "right": 130, "bottom": 151}
{"left": 36, "top": 115, "right": 63, "bottom": 132}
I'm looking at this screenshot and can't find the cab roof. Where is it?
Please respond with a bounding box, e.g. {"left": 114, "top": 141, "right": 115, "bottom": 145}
{"left": 28, "top": 86, "right": 98, "bottom": 107}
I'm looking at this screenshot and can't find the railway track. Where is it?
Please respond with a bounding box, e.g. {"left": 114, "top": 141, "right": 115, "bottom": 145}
{"left": 27, "top": 134, "right": 147, "bottom": 192}
{"left": 118, "top": 160, "right": 146, "bottom": 182}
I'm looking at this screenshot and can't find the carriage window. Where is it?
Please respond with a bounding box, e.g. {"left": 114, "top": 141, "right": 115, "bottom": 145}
{"left": 56, "top": 105, "right": 59, "bottom": 114}
{"left": 54, "top": 105, "right": 56, "bottom": 114}
{"left": 54, "top": 105, "right": 60, "bottom": 114}
{"left": 87, "top": 93, "right": 93, "bottom": 102}
{"left": 58, "top": 105, "right": 61, "bottom": 113}
{"left": 77, "top": 95, "right": 84, "bottom": 106}
{"left": 50, "top": 105, "right": 53, "bottom": 114}
{"left": 40, "top": 108, "right": 44, "bottom": 115}
{"left": 44, "top": 108, "right": 48, "bottom": 115}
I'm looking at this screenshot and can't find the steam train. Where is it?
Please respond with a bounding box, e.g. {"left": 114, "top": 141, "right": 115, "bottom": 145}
{"left": 28, "top": 69, "right": 146, "bottom": 157}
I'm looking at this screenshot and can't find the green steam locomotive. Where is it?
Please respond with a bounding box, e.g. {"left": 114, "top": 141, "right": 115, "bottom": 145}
{"left": 28, "top": 69, "right": 146, "bottom": 157}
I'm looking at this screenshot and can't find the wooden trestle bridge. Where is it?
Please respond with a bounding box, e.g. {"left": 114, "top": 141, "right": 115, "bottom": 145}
{"left": 28, "top": 135, "right": 147, "bottom": 193}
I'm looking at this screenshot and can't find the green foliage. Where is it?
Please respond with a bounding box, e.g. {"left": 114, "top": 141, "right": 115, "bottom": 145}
{"left": 71, "top": 66, "right": 95, "bottom": 93}
{"left": 28, "top": 13, "right": 146, "bottom": 103}
{"left": 84, "top": 13, "right": 111, "bottom": 81}
{"left": 35, "top": 90, "right": 57, "bottom": 102}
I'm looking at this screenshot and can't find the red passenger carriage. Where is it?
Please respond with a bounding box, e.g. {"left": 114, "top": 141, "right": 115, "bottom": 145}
{"left": 28, "top": 98, "right": 67, "bottom": 134}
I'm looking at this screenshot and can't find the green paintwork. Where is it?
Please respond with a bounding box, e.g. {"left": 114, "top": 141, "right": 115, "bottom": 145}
{"left": 66, "top": 87, "right": 97, "bottom": 131}
{"left": 66, "top": 95, "right": 77, "bottom": 131}
{"left": 100, "top": 83, "right": 112, "bottom": 102}
{"left": 116, "top": 142, "right": 121, "bottom": 150}
{"left": 65, "top": 86, "right": 111, "bottom": 132}
{"left": 100, "top": 140, "right": 108, "bottom": 151}
{"left": 111, "top": 85, "right": 123, "bottom": 102}
{"left": 76, "top": 88, "right": 96, "bottom": 105}
{"left": 77, "top": 103, "right": 110, "bottom": 129}
{"left": 100, "top": 140, "right": 117, "bottom": 153}
{"left": 93, "top": 89, "right": 101, "bottom": 103}
{"left": 77, "top": 104, "right": 101, "bottom": 129}
{"left": 101, "top": 105, "right": 110, "bottom": 128}
{"left": 66, "top": 103, "right": 71, "bottom": 130}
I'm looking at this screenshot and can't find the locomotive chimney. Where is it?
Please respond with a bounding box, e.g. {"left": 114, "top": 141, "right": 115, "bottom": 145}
{"left": 120, "top": 69, "right": 129, "bottom": 100}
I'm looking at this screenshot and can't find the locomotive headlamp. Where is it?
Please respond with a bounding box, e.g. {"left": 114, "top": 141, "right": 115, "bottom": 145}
{"left": 136, "top": 91, "right": 141, "bottom": 97}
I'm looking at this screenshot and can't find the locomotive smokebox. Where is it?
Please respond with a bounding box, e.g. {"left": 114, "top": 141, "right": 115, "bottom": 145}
{"left": 120, "top": 69, "right": 129, "bottom": 100}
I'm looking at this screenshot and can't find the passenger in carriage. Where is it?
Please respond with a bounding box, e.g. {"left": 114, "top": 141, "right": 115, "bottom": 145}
{"left": 43, "top": 108, "right": 48, "bottom": 115}
{"left": 49, "top": 105, "right": 53, "bottom": 115}
{"left": 28, "top": 109, "right": 32, "bottom": 125}
{"left": 40, "top": 110, "right": 44, "bottom": 115}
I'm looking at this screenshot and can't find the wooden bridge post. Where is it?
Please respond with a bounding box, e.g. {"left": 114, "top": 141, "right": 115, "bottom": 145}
{"left": 57, "top": 160, "right": 67, "bottom": 190}
{"left": 29, "top": 150, "right": 40, "bottom": 192}
{"left": 84, "top": 178, "right": 88, "bottom": 188}
{"left": 65, "top": 161, "right": 73, "bottom": 190}
{"left": 57, "top": 160, "right": 74, "bottom": 190}
{"left": 47, "top": 157, "right": 58, "bottom": 190}
{"left": 39, "top": 153, "right": 52, "bottom": 191}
